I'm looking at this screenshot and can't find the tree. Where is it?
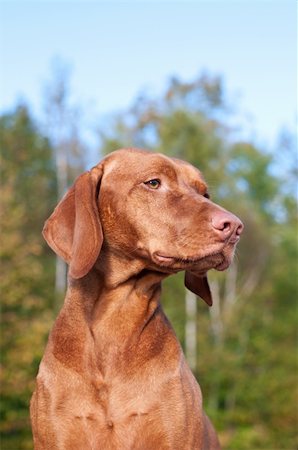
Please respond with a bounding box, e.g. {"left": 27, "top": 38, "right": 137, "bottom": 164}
{"left": 0, "top": 104, "right": 57, "bottom": 449}
{"left": 43, "top": 58, "right": 86, "bottom": 303}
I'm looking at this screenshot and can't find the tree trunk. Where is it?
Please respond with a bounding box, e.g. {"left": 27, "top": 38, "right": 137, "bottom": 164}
{"left": 54, "top": 142, "right": 68, "bottom": 303}
{"left": 185, "top": 289, "right": 197, "bottom": 372}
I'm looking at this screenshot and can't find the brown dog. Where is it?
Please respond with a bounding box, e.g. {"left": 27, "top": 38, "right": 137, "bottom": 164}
{"left": 30, "top": 148, "right": 243, "bottom": 449}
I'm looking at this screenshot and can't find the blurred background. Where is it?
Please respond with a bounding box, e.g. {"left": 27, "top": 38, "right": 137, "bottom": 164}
{"left": 0, "top": 1, "right": 297, "bottom": 449}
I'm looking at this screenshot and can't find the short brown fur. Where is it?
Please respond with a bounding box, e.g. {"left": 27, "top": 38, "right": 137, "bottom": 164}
{"left": 31, "top": 148, "right": 243, "bottom": 449}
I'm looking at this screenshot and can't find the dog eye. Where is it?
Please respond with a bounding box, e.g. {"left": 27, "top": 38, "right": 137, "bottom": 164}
{"left": 203, "top": 192, "right": 210, "bottom": 199}
{"left": 144, "top": 179, "right": 161, "bottom": 189}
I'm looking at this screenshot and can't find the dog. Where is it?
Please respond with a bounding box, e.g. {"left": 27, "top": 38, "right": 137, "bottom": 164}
{"left": 30, "top": 148, "right": 243, "bottom": 449}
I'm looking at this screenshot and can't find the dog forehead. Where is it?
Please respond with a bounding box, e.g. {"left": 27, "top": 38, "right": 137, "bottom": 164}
{"left": 100, "top": 148, "right": 204, "bottom": 184}
{"left": 101, "top": 149, "right": 176, "bottom": 179}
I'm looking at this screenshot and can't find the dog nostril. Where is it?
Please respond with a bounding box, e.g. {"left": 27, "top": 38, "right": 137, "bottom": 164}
{"left": 236, "top": 221, "right": 244, "bottom": 236}
{"left": 222, "top": 221, "right": 231, "bottom": 232}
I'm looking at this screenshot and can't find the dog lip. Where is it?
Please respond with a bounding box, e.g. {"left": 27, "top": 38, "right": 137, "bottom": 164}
{"left": 154, "top": 254, "right": 177, "bottom": 263}
{"left": 154, "top": 253, "right": 204, "bottom": 265}
{"left": 228, "top": 235, "right": 240, "bottom": 245}
{"left": 214, "top": 260, "right": 230, "bottom": 271}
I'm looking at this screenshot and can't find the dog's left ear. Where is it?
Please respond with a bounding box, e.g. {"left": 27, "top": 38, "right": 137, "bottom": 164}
{"left": 43, "top": 165, "right": 104, "bottom": 279}
{"left": 184, "top": 271, "right": 213, "bottom": 306}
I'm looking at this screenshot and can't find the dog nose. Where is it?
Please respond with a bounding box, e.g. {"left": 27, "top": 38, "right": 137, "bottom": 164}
{"left": 211, "top": 210, "right": 244, "bottom": 239}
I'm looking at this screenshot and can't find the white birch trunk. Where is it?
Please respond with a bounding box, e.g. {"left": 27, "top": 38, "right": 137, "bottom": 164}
{"left": 185, "top": 289, "right": 197, "bottom": 371}
{"left": 209, "top": 278, "right": 224, "bottom": 345}
{"left": 54, "top": 143, "right": 68, "bottom": 298}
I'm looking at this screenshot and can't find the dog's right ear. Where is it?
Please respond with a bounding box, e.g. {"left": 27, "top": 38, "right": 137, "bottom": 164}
{"left": 43, "top": 165, "right": 103, "bottom": 279}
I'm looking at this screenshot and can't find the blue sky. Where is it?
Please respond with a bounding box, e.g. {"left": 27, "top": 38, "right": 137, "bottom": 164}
{"left": 0, "top": 1, "right": 296, "bottom": 149}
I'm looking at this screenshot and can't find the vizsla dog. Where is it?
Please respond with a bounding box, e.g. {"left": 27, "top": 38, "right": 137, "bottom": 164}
{"left": 31, "top": 148, "right": 243, "bottom": 450}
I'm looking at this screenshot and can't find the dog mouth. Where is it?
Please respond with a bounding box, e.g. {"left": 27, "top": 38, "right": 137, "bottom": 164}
{"left": 153, "top": 249, "right": 233, "bottom": 272}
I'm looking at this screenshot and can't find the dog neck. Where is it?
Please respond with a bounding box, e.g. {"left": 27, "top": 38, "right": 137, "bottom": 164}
{"left": 57, "top": 248, "right": 174, "bottom": 376}
{"left": 94, "top": 246, "right": 169, "bottom": 289}
{"left": 68, "top": 247, "right": 169, "bottom": 325}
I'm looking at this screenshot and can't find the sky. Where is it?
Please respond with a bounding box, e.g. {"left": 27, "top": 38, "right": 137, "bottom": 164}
{"left": 0, "top": 0, "right": 297, "bottom": 151}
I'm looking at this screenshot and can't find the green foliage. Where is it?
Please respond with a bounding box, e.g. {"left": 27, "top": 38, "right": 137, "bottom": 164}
{"left": 1, "top": 73, "right": 297, "bottom": 450}
{"left": 0, "top": 105, "right": 57, "bottom": 449}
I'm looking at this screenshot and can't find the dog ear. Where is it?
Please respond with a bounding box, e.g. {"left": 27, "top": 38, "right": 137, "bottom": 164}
{"left": 184, "top": 271, "right": 213, "bottom": 306}
{"left": 43, "top": 165, "right": 103, "bottom": 279}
